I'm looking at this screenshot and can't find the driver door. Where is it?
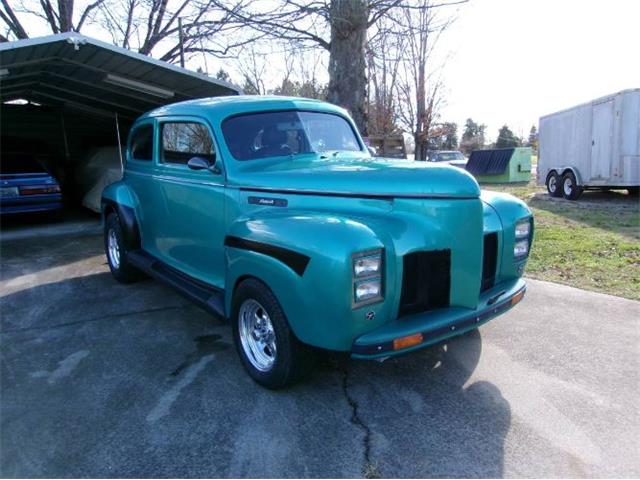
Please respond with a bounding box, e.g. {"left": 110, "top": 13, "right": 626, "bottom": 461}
{"left": 154, "top": 116, "right": 226, "bottom": 289}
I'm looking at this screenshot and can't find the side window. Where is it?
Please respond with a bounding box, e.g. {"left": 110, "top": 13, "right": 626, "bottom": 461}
{"left": 130, "top": 124, "right": 153, "bottom": 161}
{"left": 161, "top": 122, "right": 215, "bottom": 165}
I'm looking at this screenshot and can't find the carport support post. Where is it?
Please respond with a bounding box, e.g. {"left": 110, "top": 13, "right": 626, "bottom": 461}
{"left": 115, "top": 112, "right": 124, "bottom": 173}
{"left": 60, "top": 111, "right": 71, "bottom": 187}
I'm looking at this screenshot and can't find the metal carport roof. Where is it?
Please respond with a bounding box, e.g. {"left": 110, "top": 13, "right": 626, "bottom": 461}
{"left": 0, "top": 32, "right": 241, "bottom": 120}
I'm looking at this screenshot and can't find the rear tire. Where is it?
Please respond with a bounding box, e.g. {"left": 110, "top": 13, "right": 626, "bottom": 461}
{"left": 545, "top": 171, "right": 562, "bottom": 197}
{"left": 104, "top": 212, "right": 142, "bottom": 283}
{"left": 232, "top": 278, "right": 315, "bottom": 389}
{"left": 561, "top": 171, "right": 582, "bottom": 200}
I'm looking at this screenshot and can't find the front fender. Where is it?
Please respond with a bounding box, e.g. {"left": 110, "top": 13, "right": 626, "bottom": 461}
{"left": 224, "top": 210, "right": 386, "bottom": 350}
{"left": 101, "top": 181, "right": 140, "bottom": 250}
{"left": 481, "top": 190, "right": 533, "bottom": 281}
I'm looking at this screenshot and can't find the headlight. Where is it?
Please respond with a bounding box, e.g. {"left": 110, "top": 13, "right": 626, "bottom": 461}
{"left": 353, "top": 253, "right": 382, "bottom": 277}
{"left": 514, "top": 239, "right": 529, "bottom": 258}
{"left": 354, "top": 279, "right": 382, "bottom": 303}
{"left": 515, "top": 218, "right": 531, "bottom": 239}
{"left": 352, "top": 249, "right": 384, "bottom": 306}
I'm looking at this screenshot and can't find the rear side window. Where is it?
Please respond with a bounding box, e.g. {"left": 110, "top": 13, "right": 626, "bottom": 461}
{"left": 130, "top": 125, "right": 153, "bottom": 161}
{"left": 161, "top": 122, "right": 215, "bottom": 165}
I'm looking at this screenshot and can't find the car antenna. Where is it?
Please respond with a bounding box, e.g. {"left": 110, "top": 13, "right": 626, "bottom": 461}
{"left": 115, "top": 111, "right": 124, "bottom": 175}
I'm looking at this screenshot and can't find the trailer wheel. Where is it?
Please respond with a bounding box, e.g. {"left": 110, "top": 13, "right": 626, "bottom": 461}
{"left": 561, "top": 171, "right": 583, "bottom": 200}
{"left": 545, "top": 171, "right": 562, "bottom": 197}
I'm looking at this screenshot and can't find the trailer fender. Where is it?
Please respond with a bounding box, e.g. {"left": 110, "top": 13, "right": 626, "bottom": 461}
{"left": 559, "top": 167, "right": 583, "bottom": 186}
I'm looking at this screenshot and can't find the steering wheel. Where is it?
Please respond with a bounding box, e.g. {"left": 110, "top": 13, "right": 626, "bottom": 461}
{"left": 279, "top": 144, "right": 293, "bottom": 155}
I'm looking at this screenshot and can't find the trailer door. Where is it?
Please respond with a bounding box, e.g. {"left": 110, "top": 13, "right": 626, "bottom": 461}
{"left": 590, "top": 99, "right": 614, "bottom": 180}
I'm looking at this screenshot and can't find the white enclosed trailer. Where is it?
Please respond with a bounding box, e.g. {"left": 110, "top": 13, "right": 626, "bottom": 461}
{"left": 538, "top": 88, "right": 640, "bottom": 200}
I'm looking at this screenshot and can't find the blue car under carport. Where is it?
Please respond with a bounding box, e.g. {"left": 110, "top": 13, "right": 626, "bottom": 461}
{"left": 0, "top": 152, "right": 63, "bottom": 216}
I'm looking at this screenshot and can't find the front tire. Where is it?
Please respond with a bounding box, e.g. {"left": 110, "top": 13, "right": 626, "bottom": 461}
{"left": 232, "top": 278, "right": 314, "bottom": 389}
{"left": 104, "top": 212, "right": 142, "bottom": 283}
{"left": 545, "top": 171, "right": 562, "bottom": 197}
{"left": 561, "top": 171, "right": 582, "bottom": 200}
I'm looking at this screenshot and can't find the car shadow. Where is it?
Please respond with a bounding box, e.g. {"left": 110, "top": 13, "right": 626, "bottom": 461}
{"left": 320, "top": 329, "right": 510, "bottom": 478}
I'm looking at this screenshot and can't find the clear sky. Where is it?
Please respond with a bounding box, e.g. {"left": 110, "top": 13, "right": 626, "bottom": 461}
{"left": 439, "top": 0, "right": 640, "bottom": 141}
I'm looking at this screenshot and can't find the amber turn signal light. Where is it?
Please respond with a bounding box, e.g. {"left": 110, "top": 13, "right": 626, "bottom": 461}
{"left": 511, "top": 290, "right": 525, "bottom": 306}
{"left": 393, "top": 333, "right": 423, "bottom": 350}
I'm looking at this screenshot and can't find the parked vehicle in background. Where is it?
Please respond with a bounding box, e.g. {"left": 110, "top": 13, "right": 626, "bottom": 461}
{"left": 0, "top": 138, "right": 63, "bottom": 216}
{"left": 367, "top": 134, "right": 407, "bottom": 158}
{"left": 424, "top": 150, "right": 468, "bottom": 168}
{"left": 102, "top": 96, "right": 533, "bottom": 389}
{"left": 538, "top": 89, "right": 640, "bottom": 200}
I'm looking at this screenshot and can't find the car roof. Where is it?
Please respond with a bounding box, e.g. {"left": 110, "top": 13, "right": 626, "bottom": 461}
{"left": 139, "top": 95, "right": 349, "bottom": 122}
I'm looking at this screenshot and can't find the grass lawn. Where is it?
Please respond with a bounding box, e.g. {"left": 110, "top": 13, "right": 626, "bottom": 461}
{"left": 482, "top": 181, "right": 640, "bottom": 300}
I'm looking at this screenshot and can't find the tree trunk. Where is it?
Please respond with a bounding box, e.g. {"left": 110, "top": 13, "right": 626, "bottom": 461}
{"left": 58, "top": 0, "right": 74, "bottom": 32}
{"left": 413, "top": 36, "right": 427, "bottom": 160}
{"left": 327, "top": 0, "right": 368, "bottom": 136}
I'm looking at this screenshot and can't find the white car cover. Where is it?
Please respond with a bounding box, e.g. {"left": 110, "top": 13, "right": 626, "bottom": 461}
{"left": 79, "top": 147, "right": 123, "bottom": 212}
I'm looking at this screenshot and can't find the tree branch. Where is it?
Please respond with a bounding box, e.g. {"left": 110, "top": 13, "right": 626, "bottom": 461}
{"left": 0, "top": 0, "right": 29, "bottom": 38}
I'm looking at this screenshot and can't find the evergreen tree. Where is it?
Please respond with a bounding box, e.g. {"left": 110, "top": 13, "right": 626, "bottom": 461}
{"left": 215, "top": 68, "right": 232, "bottom": 83}
{"left": 527, "top": 125, "right": 538, "bottom": 151}
{"left": 495, "top": 125, "right": 520, "bottom": 148}
{"left": 460, "top": 118, "right": 486, "bottom": 155}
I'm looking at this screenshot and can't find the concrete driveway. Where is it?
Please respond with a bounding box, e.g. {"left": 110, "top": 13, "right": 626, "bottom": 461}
{"left": 1, "top": 224, "right": 638, "bottom": 478}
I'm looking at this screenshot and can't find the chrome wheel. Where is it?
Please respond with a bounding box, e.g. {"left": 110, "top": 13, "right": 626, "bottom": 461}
{"left": 548, "top": 176, "right": 557, "bottom": 193}
{"left": 107, "top": 228, "right": 120, "bottom": 269}
{"left": 563, "top": 176, "right": 573, "bottom": 196}
{"left": 238, "top": 299, "right": 277, "bottom": 372}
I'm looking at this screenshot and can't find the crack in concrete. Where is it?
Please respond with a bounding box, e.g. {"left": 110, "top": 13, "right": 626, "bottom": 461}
{"left": 341, "top": 368, "right": 381, "bottom": 479}
{"left": 0, "top": 304, "right": 189, "bottom": 335}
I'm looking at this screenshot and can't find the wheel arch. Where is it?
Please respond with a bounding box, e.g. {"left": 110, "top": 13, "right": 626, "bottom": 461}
{"left": 102, "top": 198, "right": 141, "bottom": 251}
{"left": 225, "top": 252, "right": 311, "bottom": 343}
{"left": 560, "top": 167, "right": 582, "bottom": 186}
{"left": 101, "top": 181, "right": 141, "bottom": 251}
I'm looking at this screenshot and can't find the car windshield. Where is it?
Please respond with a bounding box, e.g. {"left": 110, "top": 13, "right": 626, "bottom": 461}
{"left": 221, "top": 110, "right": 362, "bottom": 161}
{"left": 435, "top": 152, "right": 465, "bottom": 161}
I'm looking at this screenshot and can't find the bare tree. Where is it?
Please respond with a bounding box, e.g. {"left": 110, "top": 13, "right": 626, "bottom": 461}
{"left": 1, "top": 0, "right": 254, "bottom": 63}
{"left": 210, "top": 0, "right": 465, "bottom": 135}
{"left": 237, "top": 45, "right": 269, "bottom": 95}
{"left": 1, "top": 0, "right": 104, "bottom": 40}
{"left": 269, "top": 46, "right": 327, "bottom": 98}
{"left": 391, "top": 0, "right": 456, "bottom": 159}
{"left": 97, "top": 0, "right": 255, "bottom": 62}
{"left": 366, "top": 17, "right": 403, "bottom": 135}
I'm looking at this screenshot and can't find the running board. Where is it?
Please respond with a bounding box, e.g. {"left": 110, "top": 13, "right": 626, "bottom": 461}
{"left": 128, "top": 250, "right": 225, "bottom": 319}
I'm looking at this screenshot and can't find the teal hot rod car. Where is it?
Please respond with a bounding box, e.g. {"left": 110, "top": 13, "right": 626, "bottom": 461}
{"left": 102, "top": 96, "right": 533, "bottom": 388}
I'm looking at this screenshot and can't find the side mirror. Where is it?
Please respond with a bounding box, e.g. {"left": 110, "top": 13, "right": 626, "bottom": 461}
{"left": 367, "top": 146, "right": 377, "bottom": 157}
{"left": 187, "top": 156, "right": 219, "bottom": 173}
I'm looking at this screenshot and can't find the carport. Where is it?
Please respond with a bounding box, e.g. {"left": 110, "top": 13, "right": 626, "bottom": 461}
{"left": 0, "top": 32, "right": 241, "bottom": 209}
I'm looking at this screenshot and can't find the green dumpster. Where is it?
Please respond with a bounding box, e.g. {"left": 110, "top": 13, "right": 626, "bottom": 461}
{"left": 465, "top": 147, "right": 532, "bottom": 183}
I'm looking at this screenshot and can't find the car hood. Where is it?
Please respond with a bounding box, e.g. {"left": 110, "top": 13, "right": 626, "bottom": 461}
{"left": 233, "top": 156, "right": 480, "bottom": 199}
